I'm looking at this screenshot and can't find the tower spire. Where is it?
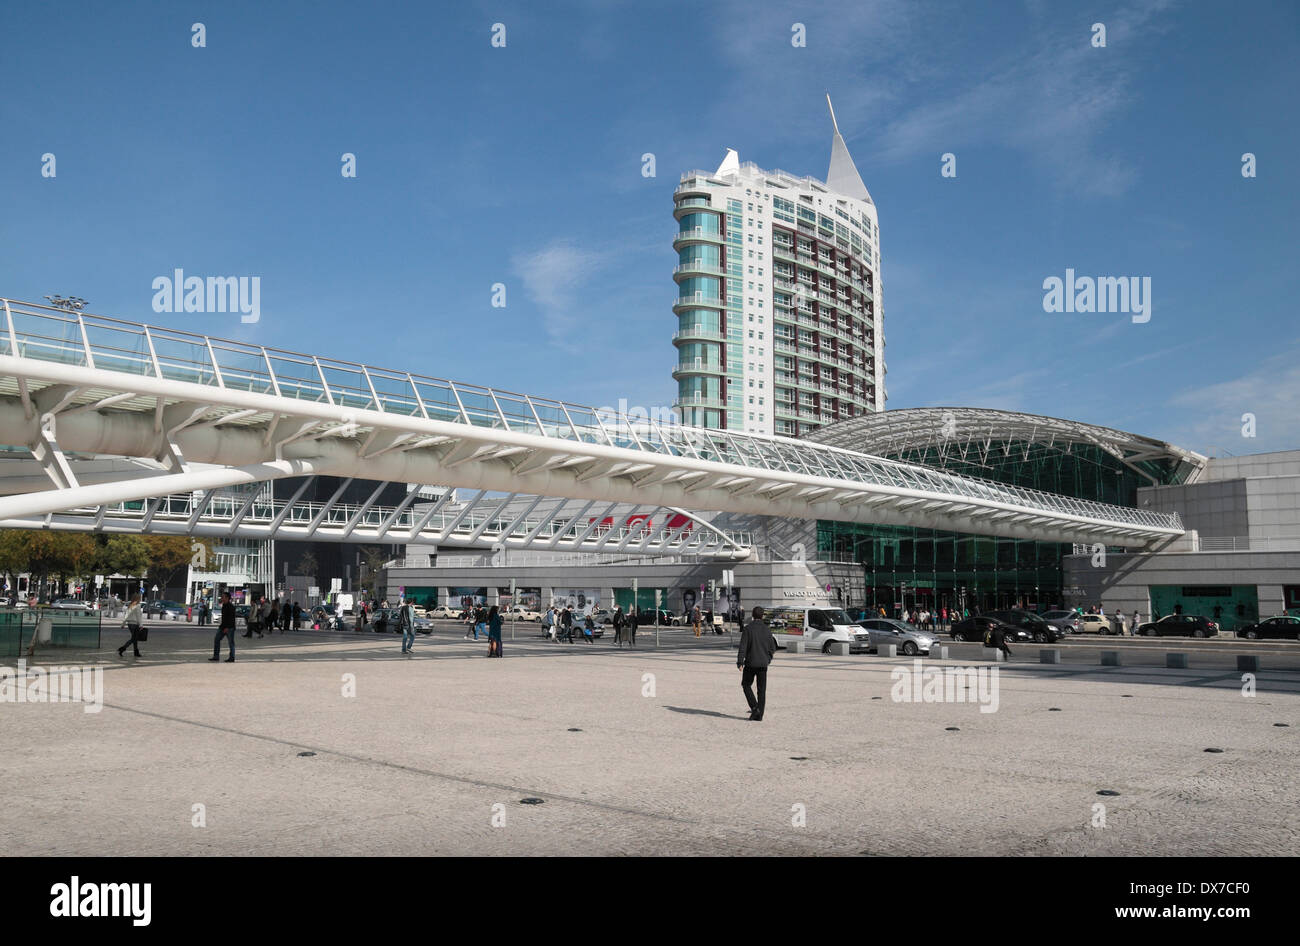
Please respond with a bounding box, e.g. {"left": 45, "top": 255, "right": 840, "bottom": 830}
{"left": 826, "top": 93, "right": 840, "bottom": 135}
{"left": 825, "top": 95, "right": 872, "bottom": 204}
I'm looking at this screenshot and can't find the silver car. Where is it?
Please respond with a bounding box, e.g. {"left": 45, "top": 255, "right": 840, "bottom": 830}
{"left": 856, "top": 618, "right": 939, "bottom": 656}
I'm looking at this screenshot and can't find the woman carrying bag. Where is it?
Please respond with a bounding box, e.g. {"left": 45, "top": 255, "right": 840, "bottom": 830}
{"left": 118, "top": 594, "right": 145, "bottom": 658}
{"left": 487, "top": 605, "right": 504, "bottom": 657}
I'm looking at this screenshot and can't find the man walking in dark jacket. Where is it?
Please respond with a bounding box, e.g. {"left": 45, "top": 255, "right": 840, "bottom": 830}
{"left": 210, "top": 591, "right": 236, "bottom": 662}
{"left": 737, "top": 606, "right": 776, "bottom": 721}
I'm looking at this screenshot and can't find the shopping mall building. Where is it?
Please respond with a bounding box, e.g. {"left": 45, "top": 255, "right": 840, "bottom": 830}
{"left": 383, "top": 408, "right": 1299, "bottom": 631}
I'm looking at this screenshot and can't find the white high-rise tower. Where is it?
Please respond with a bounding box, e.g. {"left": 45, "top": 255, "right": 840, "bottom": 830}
{"left": 672, "top": 96, "right": 884, "bottom": 437}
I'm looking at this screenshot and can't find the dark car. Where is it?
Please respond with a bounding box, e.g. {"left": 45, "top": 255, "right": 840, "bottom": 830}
{"left": 1040, "top": 610, "right": 1081, "bottom": 635}
{"left": 1235, "top": 615, "right": 1300, "bottom": 641}
{"left": 950, "top": 615, "right": 1025, "bottom": 643}
{"left": 1134, "top": 614, "right": 1219, "bottom": 638}
{"left": 145, "top": 599, "right": 186, "bottom": 619}
{"left": 985, "top": 609, "right": 1064, "bottom": 643}
{"left": 642, "top": 609, "right": 681, "bottom": 626}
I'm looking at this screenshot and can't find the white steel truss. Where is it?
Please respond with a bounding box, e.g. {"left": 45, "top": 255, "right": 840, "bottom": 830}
{"left": 0, "top": 482, "right": 752, "bottom": 560}
{"left": 0, "top": 298, "right": 1184, "bottom": 546}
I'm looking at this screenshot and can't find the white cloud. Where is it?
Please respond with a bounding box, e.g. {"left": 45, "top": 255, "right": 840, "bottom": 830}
{"left": 511, "top": 241, "right": 606, "bottom": 346}
{"left": 713, "top": 0, "right": 1180, "bottom": 196}
{"left": 1166, "top": 346, "right": 1300, "bottom": 454}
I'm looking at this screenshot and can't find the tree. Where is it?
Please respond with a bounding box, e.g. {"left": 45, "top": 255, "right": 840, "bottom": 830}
{"left": 95, "top": 534, "right": 152, "bottom": 579}
{"left": 296, "top": 550, "right": 319, "bottom": 579}
{"left": 0, "top": 530, "right": 33, "bottom": 599}
{"left": 139, "top": 535, "right": 202, "bottom": 596}
{"left": 21, "top": 531, "right": 97, "bottom": 600}
{"left": 357, "top": 546, "right": 388, "bottom": 600}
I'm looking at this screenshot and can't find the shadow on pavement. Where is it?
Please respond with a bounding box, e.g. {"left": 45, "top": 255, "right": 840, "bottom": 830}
{"left": 663, "top": 705, "right": 747, "bottom": 721}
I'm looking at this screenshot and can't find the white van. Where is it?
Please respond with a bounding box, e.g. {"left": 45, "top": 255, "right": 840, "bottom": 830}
{"left": 762, "top": 604, "right": 866, "bottom": 654}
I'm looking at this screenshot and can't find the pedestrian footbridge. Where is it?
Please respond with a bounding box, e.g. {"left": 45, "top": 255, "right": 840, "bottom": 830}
{"left": 0, "top": 298, "right": 1183, "bottom": 548}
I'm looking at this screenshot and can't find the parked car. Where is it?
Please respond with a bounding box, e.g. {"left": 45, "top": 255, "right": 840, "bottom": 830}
{"left": 1075, "top": 613, "right": 1115, "bottom": 634}
{"left": 506, "top": 605, "right": 541, "bottom": 622}
{"left": 950, "top": 616, "right": 1024, "bottom": 643}
{"left": 984, "top": 609, "right": 1064, "bottom": 643}
{"left": 856, "top": 618, "right": 939, "bottom": 656}
{"left": 52, "top": 598, "right": 94, "bottom": 612}
{"left": 145, "top": 599, "right": 186, "bottom": 619}
{"left": 1134, "top": 614, "right": 1219, "bottom": 638}
{"left": 428, "top": 605, "right": 460, "bottom": 620}
{"left": 1040, "top": 610, "right": 1081, "bottom": 635}
{"left": 1234, "top": 615, "right": 1300, "bottom": 640}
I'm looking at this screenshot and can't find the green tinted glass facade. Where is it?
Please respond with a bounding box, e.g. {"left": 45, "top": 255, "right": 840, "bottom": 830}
{"left": 819, "top": 522, "right": 1068, "bottom": 614}
{"left": 816, "top": 440, "right": 1188, "bottom": 614}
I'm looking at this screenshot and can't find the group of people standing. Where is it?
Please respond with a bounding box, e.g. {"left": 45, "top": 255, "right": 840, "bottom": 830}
{"left": 860, "top": 606, "right": 970, "bottom": 630}
{"left": 458, "top": 604, "right": 504, "bottom": 655}
{"left": 239, "top": 596, "right": 305, "bottom": 637}
{"left": 538, "top": 605, "right": 641, "bottom": 646}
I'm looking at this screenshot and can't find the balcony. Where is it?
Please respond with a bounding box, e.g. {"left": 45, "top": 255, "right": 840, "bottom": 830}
{"left": 673, "top": 261, "right": 725, "bottom": 278}
{"left": 673, "top": 291, "right": 726, "bottom": 312}
{"left": 672, "top": 358, "right": 725, "bottom": 379}
{"left": 673, "top": 394, "right": 726, "bottom": 410}
{"left": 673, "top": 197, "right": 714, "bottom": 214}
{"left": 673, "top": 227, "right": 724, "bottom": 247}
{"left": 672, "top": 327, "right": 725, "bottom": 343}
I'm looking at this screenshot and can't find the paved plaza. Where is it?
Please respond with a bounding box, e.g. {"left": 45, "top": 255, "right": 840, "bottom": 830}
{"left": 2, "top": 624, "right": 1297, "bottom": 856}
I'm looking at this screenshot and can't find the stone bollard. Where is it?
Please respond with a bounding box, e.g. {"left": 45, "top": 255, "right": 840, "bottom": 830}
{"left": 981, "top": 647, "right": 1006, "bottom": 662}
{"left": 876, "top": 643, "right": 896, "bottom": 658}
{"left": 1100, "top": 651, "right": 1122, "bottom": 666}
{"left": 1166, "top": 653, "right": 1189, "bottom": 669}
{"left": 929, "top": 645, "right": 949, "bottom": 659}
{"left": 1237, "top": 655, "right": 1260, "bottom": 672}
{"left": 828, "top": 641, "right": 851, "bottom": 656}
{"left": 1040, "top": 649, "right": 1061, "bottom": 664}
{"left": 784, "top": 639, "right": 806, "bottom": 654}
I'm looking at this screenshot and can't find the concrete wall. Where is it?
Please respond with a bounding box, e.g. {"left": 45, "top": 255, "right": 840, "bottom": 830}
{"left": 1202, "top": 450, "right": 1300, "bottom": 481}
{"left": 1139, "top": 479, "right": 1248, "bottom": 538}
{"left": 1246, "top": 474, "right": 1300, "bottom": 541}
{"left": 1064, "top": 549, "right": 1300, "bottom": 618}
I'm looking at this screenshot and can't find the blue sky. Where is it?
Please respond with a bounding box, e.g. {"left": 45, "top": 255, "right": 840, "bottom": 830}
{"left": 2, "top": 0, "right": 1297, "bottom": 456}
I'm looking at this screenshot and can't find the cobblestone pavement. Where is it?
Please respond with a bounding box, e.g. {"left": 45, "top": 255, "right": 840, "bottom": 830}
{"left": 2, "top": 627, "right": 1296, "bottom": 855}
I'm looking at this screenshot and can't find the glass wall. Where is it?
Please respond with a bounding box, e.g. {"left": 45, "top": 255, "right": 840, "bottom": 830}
{"left": 678, "top": 212, "right": 720, "bottom": 234}
{"left": 819, "top": 521, "right": 1068, "bottom": 615}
